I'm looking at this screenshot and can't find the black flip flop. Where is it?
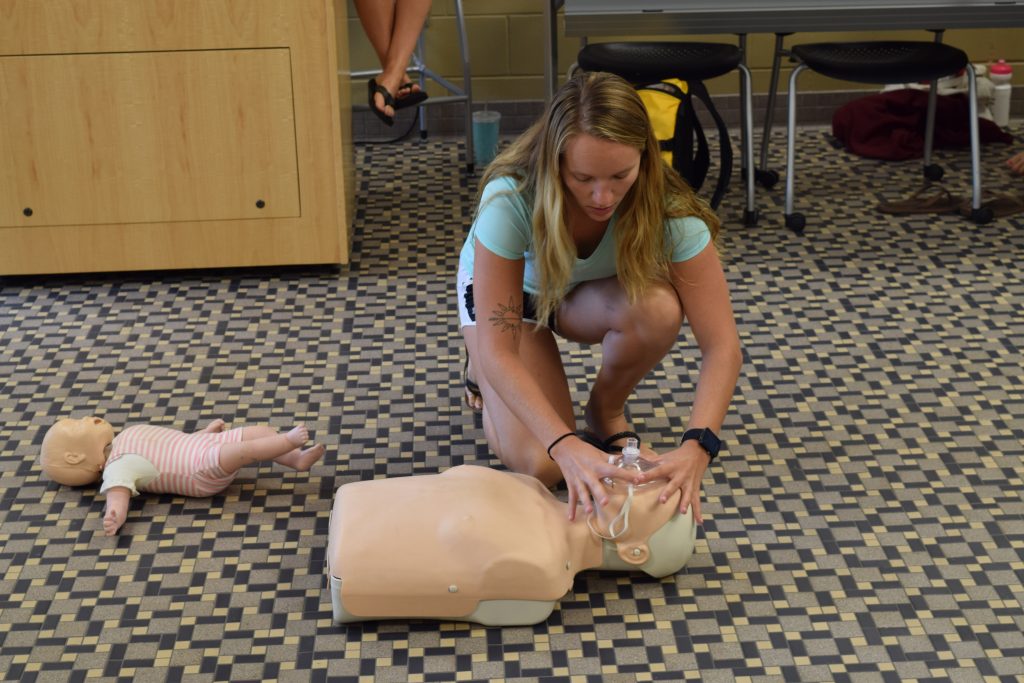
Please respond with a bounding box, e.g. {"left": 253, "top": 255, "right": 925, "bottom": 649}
{"left": 394, "top": 82, "right": 429, "bottom": 111}
{"left": 463, "top": 355, "right": 482, "bottom": 413}
{"left": 579, "top": 430, "right": 641, "bottom": 454}
{"left": 368, "top": 78, "right": 396, "bottom": 126}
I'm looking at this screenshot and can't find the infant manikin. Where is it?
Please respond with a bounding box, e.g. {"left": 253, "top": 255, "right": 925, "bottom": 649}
{"left": 327, "top": 439, "right": 696, "bottom": 626}
{"left": 40, "top": 416, "right": 324, "bottom": 535}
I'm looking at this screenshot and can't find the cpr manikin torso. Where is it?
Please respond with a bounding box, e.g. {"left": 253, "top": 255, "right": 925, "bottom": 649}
{"left": 327, "top": 444, "right": 696, "bottom": 626}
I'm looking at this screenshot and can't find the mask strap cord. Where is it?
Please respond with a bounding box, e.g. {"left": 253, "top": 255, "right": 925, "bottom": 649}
{"left": 587, "top": 483, "right": 634, "bottom": 540}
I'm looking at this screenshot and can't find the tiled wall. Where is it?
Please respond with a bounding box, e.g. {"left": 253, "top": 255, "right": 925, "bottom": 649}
{"left": 345, "top": 1, "right": 1023, "bottom": 136}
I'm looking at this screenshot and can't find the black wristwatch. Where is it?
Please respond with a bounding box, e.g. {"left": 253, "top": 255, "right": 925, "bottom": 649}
{"left": 681, "top": 427, "right": 722, "bottom": 462}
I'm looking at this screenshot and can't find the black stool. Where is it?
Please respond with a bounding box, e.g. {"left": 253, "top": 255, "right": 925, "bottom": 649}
{"left": 784, "top": 38, "right": 989, "bottom": 233}
{"left": 577, "top": 41, "right": 757, "bottom": 226}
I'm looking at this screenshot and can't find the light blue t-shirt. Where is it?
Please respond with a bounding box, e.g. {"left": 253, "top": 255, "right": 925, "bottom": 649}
{"left": 459, "top": 176, "right": 711, "bottom": 295}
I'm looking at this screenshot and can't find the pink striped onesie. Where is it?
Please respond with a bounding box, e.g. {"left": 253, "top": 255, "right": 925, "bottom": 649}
{"left": 100, "top": 424, "right": 244, "bottom": 497}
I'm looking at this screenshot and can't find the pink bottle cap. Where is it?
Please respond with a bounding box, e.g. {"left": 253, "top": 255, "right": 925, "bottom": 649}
{"left": 990, "top": 59, "right": 1013, "bottom": 76}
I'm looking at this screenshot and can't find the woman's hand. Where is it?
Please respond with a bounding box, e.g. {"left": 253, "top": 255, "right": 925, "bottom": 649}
{"left": 550, "top": 436, "right": 641, "bottom": 520}
{"left": 637, "top": 441, "right": 711, "bottom": 524}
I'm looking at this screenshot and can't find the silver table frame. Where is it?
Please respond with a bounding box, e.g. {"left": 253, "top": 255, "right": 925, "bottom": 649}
{"left": 545, "top": 0, "right": 1024, "bottom": 100}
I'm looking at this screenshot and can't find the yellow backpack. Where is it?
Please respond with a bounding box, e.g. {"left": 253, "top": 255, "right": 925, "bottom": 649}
{"left": 636, "top": 78, "right": 732, "bottom": 209}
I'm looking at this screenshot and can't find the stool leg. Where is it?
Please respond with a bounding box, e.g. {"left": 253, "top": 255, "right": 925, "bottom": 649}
{"left": 923, "top": 80, "right": 937, "bottom": 166}
{"left": 757, "top": 33, "right": 787, "bottom": 189}
{"left": 783, "top": 64, "right": 807, "bottom": 234}
{"left": 965, "top": 66, "right": 990, "bottom": 222}
{"left": 920, "top": 28, "right": 947, "bottom": 182}
{"left": 454, "top": 0, "right": 474, "bottom": 172}
{"left": 415, "top": 33, "right": 428, "bottom": 139}
{"left": 920, "top": 79, "right": 946, "bottom": 183}
{"left": 738, "top": 34, "right": 749, "bottom": 177}
{"left": 738, "top": 63, "right": 757, "bottom": 227}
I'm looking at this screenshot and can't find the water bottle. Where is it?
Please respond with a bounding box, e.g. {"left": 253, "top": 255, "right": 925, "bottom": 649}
{"left": 990, "top": 59, "right": 1013, "bottom": 128}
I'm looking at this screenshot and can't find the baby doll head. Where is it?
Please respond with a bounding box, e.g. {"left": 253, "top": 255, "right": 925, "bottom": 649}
{"left": 40, "top": 417, "right": 115, "bottom": 486}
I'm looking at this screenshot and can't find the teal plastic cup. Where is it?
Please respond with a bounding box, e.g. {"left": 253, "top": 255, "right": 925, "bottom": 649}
{"left": 472, "top": 110, "right": 501, "bottom": 166}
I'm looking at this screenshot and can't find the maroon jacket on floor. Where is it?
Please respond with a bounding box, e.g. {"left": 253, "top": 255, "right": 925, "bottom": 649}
{"left": 832, "top": 88, "right": 1013, "bottom": 160}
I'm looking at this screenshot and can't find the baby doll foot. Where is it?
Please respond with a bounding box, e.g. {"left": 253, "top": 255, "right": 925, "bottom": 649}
{"left": 274, "top": 443, "right": 325, "bottom": 471}
{"left": 294, "top": 443, "right": 325, "bottom": 471}
{"left": 285, "top": 425, "right": 309, "bottom": 447}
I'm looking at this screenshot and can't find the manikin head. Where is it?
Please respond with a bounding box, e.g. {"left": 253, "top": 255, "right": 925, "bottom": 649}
{"left": 590, "top": 478, "right": 696, "bottom": 578}
{"left": 40, "top": 417, "right": 115, "bottom": 486}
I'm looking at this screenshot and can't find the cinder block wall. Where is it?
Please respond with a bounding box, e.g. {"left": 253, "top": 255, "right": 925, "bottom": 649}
{"left": 345, "top": 0, "right": 1022, "bottom": 136}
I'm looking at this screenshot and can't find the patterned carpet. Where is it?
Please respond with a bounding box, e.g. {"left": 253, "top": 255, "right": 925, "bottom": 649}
{"left": 1, "top": 125, "right": 1023, "bottom": 683}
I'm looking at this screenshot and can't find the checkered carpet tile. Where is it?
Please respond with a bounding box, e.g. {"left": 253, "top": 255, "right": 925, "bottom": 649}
{"left": 1, "top": 126, "right": 1022, "bottom": 682}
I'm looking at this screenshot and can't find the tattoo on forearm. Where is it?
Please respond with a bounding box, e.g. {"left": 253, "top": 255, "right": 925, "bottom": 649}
{"left": 489, "top": 297, "right": 522, "bottom": 342}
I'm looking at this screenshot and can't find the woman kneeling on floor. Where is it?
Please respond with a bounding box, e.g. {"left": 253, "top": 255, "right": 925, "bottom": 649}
{"left": 457, "top": 71, "right": 742, "bottom": 523}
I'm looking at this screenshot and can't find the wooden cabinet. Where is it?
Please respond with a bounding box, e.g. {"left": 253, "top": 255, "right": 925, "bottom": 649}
{"left": 0, "top": 0, "right": 354, "bottom": 275}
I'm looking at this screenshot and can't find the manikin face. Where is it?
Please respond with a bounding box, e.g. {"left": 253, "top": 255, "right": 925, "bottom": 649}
{"left": 560, "top": 133, "right": 642, "bottom": 223}
{"left": 40, "top": 416, "right": 115, "bottom": 486}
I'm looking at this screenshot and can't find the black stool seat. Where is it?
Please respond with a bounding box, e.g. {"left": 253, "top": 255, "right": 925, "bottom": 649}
{"left": 782, "top": 36, "right": 988, "bottom": 233}
{"left": 791, "top": 41, "right": 968, "bottom": 85}
{"left": 577, "top": 42, "right": 742, "bottom": 83}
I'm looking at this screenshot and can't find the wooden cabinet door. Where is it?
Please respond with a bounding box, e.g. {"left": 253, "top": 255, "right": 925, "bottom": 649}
{"left": 0, "top": 48, "right": 300, "bottom": 228}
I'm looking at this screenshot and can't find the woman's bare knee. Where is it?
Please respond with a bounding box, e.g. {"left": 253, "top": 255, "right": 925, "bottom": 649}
{"left": 617, "top": 283, "right": 683, "bottom": 344}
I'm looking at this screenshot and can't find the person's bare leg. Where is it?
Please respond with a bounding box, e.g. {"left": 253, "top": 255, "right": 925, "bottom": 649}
{"left": 218, "top": 425, "right": 322, "bottom": 474}
{"left": 353, "top": 0, "right": 397, "bottom": 67}
{"left": 462, "top": 324, "right": 575, "bottom": 487}
{"left": 375, "top": 0, "right": 432, "bottom": 118}
{"left": 557, "top": 278, "right": 683, "bottom": 448}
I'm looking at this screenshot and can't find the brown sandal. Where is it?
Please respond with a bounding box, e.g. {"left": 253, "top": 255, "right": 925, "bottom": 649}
{"left": 959, "top": 191, "right": 1024, "bottom": 219}
{"left": 876, "top": 185, "right": 961, "bottom": 215}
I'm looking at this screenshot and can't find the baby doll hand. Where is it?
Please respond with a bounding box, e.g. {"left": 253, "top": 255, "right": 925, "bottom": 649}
{"left": 200, "top": 419, "right": 227, "bottom": 434}
{"left": 102, "top": 486, "right": 131, "bottom": 536}
{"left": 103, "top": 503, "right": 126, "bottom": 536}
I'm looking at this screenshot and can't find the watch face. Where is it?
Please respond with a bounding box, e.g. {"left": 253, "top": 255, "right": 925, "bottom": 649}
{"left": 683, "top": 428, "right": 720, "bottom": 458}
{"left": 701, "top": 431, "right": 721, "bottom": 453}
{"left": 687, "top": 428, "right": 720, "bottom": 457}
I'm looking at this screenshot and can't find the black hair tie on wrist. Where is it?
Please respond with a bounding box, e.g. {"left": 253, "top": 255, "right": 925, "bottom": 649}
{"left": 546, "top": 432, "right": 577, "bottom": 460}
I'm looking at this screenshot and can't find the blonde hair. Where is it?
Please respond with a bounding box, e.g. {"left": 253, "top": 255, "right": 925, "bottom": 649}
{"left": 477, "top": 71, "right": 720, "bottom": 327}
